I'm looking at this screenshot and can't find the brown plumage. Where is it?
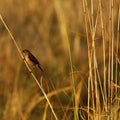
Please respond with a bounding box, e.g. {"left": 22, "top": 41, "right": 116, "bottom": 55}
{"left": 22, "top": 49, "right": 44, "bottom": 72}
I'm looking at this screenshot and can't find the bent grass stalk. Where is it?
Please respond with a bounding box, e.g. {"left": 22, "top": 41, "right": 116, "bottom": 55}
{"left": 0, "top": 15, "right": 58, "bottom": 120}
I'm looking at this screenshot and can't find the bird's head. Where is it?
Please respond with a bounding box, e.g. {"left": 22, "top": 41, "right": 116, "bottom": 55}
{"left": 22, "top": 49, "right": 30, "bottom": 56}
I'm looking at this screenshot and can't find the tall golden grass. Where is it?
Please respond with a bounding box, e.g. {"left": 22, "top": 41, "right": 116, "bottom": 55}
{"left": 0, "top": 0, "right": 120, "bottom": 120}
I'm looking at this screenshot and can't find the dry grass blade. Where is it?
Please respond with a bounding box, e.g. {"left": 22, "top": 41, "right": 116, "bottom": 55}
{"left": 0, "top": 14, "right": 58, "bottom": 120}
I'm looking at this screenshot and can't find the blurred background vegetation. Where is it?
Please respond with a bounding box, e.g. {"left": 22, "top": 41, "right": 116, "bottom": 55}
{"left": 0, "top": 0, "right": 120, "bottom": 120}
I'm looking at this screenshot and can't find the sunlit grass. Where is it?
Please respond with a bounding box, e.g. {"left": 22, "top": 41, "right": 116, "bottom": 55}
{"left": 0, "top": 0, "right": 120, "bottom": 120}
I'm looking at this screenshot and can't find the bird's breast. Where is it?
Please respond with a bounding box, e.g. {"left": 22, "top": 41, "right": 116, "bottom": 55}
{"left": 25, "top": 55, "right": 34, "bottom": 66}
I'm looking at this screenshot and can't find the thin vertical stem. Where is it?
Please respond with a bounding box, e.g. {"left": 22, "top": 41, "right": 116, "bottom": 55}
{"left": 111, "top": 0, "right": 114, "bottom": 100}
{"left": 99, "top": 0, "right": 107, "bottom": 113}
{"left": 82, "top": 0, "right": 91, "bottom": 119}
{"left": 108, "top": 1, "right": 112, "bottom": 119}
{"left": 115, "top": 6, "right": 120, "bottom": 104}
{"left": 91, "top": 0, "right": 101, "bottom": 118}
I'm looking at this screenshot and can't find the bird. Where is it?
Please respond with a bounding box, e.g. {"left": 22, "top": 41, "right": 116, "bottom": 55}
{"left": 22, "top": 49, "right": 44, "bottom": 72}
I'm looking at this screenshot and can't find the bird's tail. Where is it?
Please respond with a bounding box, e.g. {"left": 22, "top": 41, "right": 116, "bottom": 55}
{"left": 38, "top": 64, "right": 44, "bottom": 73}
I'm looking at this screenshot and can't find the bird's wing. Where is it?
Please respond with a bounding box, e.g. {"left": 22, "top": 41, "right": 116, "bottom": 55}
{"left": 28, "top": 54, "right": 40, "bottom": 65}
{"left": 28, "top": 54, "right": 44, "bottom": 72}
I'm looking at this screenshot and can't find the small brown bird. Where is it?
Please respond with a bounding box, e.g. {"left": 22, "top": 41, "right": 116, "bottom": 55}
{"left": 22, "top": 49, "right": 44, "bottom": 72}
